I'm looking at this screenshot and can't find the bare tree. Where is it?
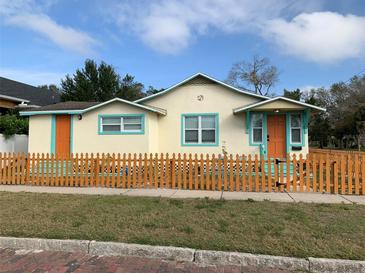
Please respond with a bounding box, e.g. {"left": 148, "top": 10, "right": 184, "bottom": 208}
{"left": 226, "top": 55, "right": 279, "bottom": 96}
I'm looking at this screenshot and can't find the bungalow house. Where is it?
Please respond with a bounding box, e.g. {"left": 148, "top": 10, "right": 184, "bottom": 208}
{"left": 20, "top": 73, "right": 324, "bottom": 158}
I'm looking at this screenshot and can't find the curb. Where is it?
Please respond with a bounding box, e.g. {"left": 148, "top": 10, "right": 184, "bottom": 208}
{"left": 0, "top": 237, "right": 364, "bottom": 273}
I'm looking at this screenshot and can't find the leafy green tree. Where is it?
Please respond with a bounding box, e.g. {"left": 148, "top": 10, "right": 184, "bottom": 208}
{"left": 116, "top": 74, "right": 144, "bottom": 101}
{"left": 60, "top": 59, "right": 146, "bottom": 102}
{"left": 283, "top": 88, "right": 301, "bottom": 100}
{"left": 146, "top": 86, "right": 165, "bottom": 96}
{"left": 38, "top": 84, "right": 61, "bottom": 93}
{"left": 300, "top": 74, "right": 365, "bottom": 149}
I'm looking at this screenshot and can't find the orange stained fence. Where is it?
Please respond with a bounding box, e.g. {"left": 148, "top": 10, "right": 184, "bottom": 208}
{"left": 0, "top": 152, "right": 364, "bottom": 195}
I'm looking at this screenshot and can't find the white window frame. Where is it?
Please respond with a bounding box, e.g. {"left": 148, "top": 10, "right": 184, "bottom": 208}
{"left": 251, "top": 113, "right": 264, "bottom": 144}
{"left": 100, "top": 115, "right": 143, "bottom": 134}
{"left": 289, "top": 113, "right": 302, "bottom": 144}
{"left": 183, "top": 115, "right": 217, "bottom": 145}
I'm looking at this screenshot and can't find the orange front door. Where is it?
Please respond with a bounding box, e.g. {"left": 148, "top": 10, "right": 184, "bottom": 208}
{"left": 55, "top": 115, "right": 71, "bottom": 156}
{"left": 267, "top": 115, "right": 286, "bottom": 159}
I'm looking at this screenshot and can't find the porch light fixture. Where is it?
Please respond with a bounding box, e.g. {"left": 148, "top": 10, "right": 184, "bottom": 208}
{"left": 78, "top": 114, "right": 83, "bottom": 120}
{"left": 274, "top": 109, "right": 280, "bottom": 113}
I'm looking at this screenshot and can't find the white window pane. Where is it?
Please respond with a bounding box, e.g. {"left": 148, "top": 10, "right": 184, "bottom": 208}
{"left": 185, "top": 116, "right": 198, "bottom": 129}
{"left": 124, "top": 124, "right": 142, "bottom": 130}
{"left": 252, "top": 114, "right": 263, "bottom": 127}
{"left": 102, "top": 117, "right": 120, "bottom": 124}
{"left": 201, "top": 116, "right": 216, "bottom": 129}
{"left": 291, "top": 114, "right": 301, "bottom": 127}
{"left": 291, "top": 128, "right": 301, "bottom": 143}
{"left": 253, "top": 128, "right": 263, "bottom": 143}
{"left": 103, "top": 125, "right": 120, "bottom": 132}
{"left": 202, "top": 130, "right": 215, "bottom": 143}
{"left": 185, "top": 130, "right": 198, "bottom": 143}
{"left": 124, "top": 116, "right": 141, "bottom": 124}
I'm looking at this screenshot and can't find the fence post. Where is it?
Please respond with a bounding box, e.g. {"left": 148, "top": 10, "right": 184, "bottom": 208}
{"left": 354, "top": 155, "right": 359, "bottom": 194}
{"left": 229, "top": 154, "right": 234, "bottom": 191}
{"left": 248, "top": 155, "right": 253, "bottom": 192}
{"left": 148, "top": 153, "right": 153, "bottom": 188}
{"left": 117, "top": 153, "right": 121, "bottom": 188}
{"left": 325, "top": 154, "right": 330, "bottom": 193}
{"left": 347, "top": 155, "right": 353, "bottom": 194}
{"left": 200, "top": 154, "right": 205, "bottom": 190}
{"left": 188, "top": 154, "right": 193, "bottom": 190}
{"left": 194, "top": 154, "right": 199, "bottom": 190}
{"left": 171, "top": 153, "right": 176, "bottom": 189}
{"left": 254, "top": 155, "right": 259, "bottom": 192}
{"left": 305, "top": 154, "right": 310, "bottom": 192}
{"left": 286, "top": 155, "right": 291, "bottom": 192}
{"left": 267, "top": 156, "right": 272, "bottom": 192}
{"left": 16, "top": 152, "right": 21, "bottom": 185}
{"left": 333, "top": 156, "right": 339, "bottom": 194}
{"left": 292, "top": 155, "right": 297, "bottom": 192}
{"left": 206, "top": 154, "right": 211, "bottom": 190}
{"left": 211, "top": 154, "right": 216, "bottom": 191}
{"left": 177, "top": 153, "right": 181, "bottom": 189}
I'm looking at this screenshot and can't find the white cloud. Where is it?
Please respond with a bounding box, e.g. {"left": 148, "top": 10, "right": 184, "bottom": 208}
{"left": 0, "top": 0, "right": 97, "bottom": 55}
{"left": 0, "top": 68, "right": 64, "bottom": 86}
{"left": 105, "top": 0, "right": 365, "bottom": 63}
{"left": 107, "top": 0, "right": 317, "bottom": 54}
{"left": 262, "top": 12, "right": 365, "bottom": 63}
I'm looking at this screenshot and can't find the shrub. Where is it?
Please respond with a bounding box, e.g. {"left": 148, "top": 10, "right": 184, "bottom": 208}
{"left": 0, "top": 114, "right": 28, "bottom": 139}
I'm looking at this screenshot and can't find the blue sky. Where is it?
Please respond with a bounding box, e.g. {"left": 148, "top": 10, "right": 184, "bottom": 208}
{"left": 0, "top": 0, "right": 365, "bottom": 95}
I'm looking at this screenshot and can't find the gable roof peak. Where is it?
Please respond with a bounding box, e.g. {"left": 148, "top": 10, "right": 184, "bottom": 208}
{"left": 134, "top": 72, "right": 269, "bottom": 103}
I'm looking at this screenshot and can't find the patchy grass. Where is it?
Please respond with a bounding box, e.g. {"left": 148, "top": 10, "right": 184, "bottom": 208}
{"left": 0, "top": 192, "right": 364, "bottom": 260}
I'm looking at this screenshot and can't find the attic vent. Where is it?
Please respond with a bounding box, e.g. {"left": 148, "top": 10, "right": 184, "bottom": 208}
{"left": 182, "top": 75, "right": 218, "bottom": 86}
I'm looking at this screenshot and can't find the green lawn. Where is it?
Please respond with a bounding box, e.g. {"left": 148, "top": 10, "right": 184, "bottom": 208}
{"left": 0, "top": 192, "right": 364, "bottom": 260}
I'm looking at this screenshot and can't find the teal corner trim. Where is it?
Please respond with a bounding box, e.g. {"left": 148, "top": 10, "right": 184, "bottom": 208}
{"left": 50, "top": 115, "right": 56, "bottom": 154}
{"left": 304, "top": 109, "right": 310, "bottom": 134}
{"left": 181, "top": 113, "right": 219, "bottom": 147}
{"left": 70, "top": 115, "right": 74, "bottom": 153}
{"left": 248, "top": 112, "right": 267, "bottom": 156}
{"left": 98, "top": 114, "right": 145, "bottom": 135}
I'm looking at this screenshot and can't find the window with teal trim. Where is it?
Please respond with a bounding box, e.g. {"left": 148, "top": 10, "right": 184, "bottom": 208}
{"left": 290, "top": 113, "right": 302, "bottom": 144}
{"left": 100, "top": 115, "right": 143, "bottom": 134}
{"left": 183, "top": 114, "right": 217, "bottom": 145}
{"left": 251, "top": 113, "right": 263, "bottom": 144}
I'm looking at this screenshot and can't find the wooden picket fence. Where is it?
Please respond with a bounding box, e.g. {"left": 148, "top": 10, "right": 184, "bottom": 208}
{"left": 309, "top": 148, "right": 365, "bottom": 161}
{"left": 0, "top": 152, "right": 364, "bottom": 195}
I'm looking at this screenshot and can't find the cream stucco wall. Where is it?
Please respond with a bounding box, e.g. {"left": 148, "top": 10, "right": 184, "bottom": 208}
{"left": 72, "top": 101, "right": 159, "bottom": 154}
{"left": 253, "top": 100, "right": 306, "bottom": 111}
{"left": 28, "top": 115, "right": 52, "bottom": 153}
{"left": 141, "top": 83, "right": 264, "bottom": 155}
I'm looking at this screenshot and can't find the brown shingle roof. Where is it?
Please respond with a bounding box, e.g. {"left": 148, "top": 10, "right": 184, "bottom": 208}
{"left": 29, "top": 101, "right": 99, "bottom": 111}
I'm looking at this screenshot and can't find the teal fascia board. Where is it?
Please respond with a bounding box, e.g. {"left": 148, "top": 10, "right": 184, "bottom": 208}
{"left": 50, "top": 115, "right": 56, "bottom": 154}
{"left": 20, "top": 110, "right": 81, "bottom": 116}
{"left": 181, "top": 113, "right": 219, "bottom": 147}
{"left": 98, "top": 114, "right": 145, "bottom": 135}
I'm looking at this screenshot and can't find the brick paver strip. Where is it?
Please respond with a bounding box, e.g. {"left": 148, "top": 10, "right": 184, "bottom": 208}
{"left": 0, "top": 237, "right": 365, "bottom": 272}
{"left": 0, "top": 248, "right": 257, "bottom": 273}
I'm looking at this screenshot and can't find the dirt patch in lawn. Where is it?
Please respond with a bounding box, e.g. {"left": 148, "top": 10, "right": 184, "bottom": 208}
{"left": 0, "top": 192, "right": 364, "bottom": 260}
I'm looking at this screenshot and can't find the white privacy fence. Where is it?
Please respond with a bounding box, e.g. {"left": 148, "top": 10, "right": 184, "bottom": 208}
{"left": 0, "top": 134, "right": 28, "bottom": 153}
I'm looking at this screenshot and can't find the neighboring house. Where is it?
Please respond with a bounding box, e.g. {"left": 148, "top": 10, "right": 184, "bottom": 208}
{"left": 0, "top": 77, "right": 60, "bottom": 113}
{"left": 20, "top": 73, "right": 325, "bottom": 158}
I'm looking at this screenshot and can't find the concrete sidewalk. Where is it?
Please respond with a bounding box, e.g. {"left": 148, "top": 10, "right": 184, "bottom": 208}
{"left": 0, "top": 185, "right": 364, "bottom": 205}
